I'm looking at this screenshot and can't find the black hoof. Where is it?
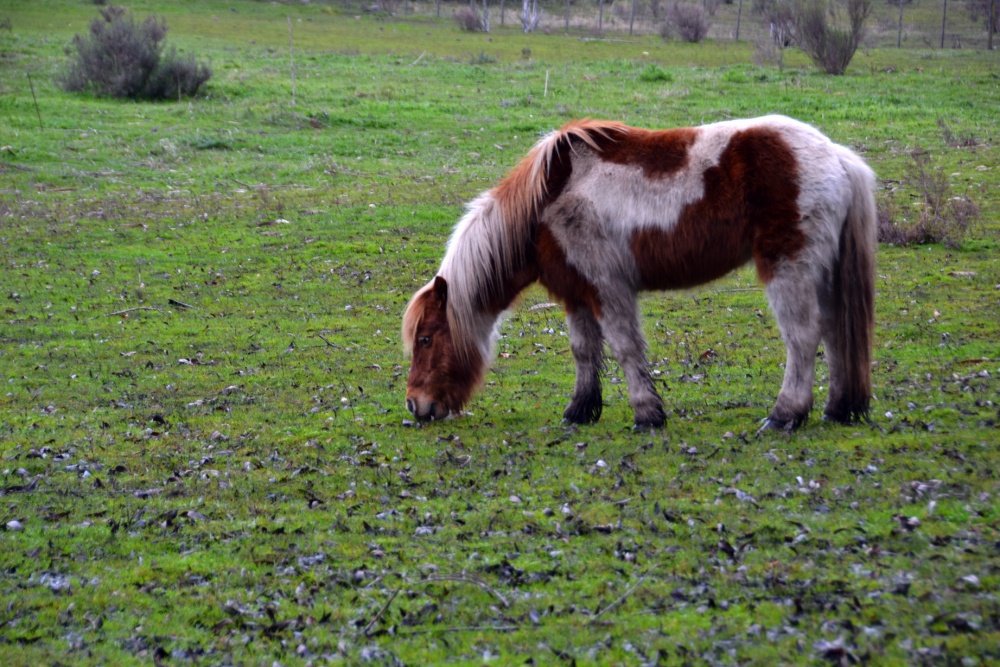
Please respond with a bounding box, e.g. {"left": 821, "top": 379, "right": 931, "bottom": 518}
{"left": 563, "top": 396, "right": 603, "bottom": 425}
{"left": 633, "top": 404, "right": 666, "bottom": 430}
{"left": 823, "top": 407, "right": 871, "bottom": 425}
{"left": 632, "top": 420, "right": 663, "bottom": 431}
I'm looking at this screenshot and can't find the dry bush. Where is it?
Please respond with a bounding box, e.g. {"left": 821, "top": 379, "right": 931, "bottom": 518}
{"left": 365, "top": 0, "right": 400, "bottom": 14}
{"left": 453, "top": 7, "right": 484, "bottom": 31}
{"left": 877, "top": 149, "right": 980, "bottom": 248}
{"left": 59, "top": 5, "right": 210, "bottom": 100}
{"left": 661, "top": 2, "right": 711, "bottom": 42}
{"left": 754, "top": 38, "right": 780, "bottom": 67}
{"left": 753, "top": 0, "right": 870, "bottom": 75}
{"left": 613, "top": 0, "right": 673, "bottom": 22}
{"left": 968, "top": 0, "right": 1000, "bottom": 34}
{"left": 752, "top": 0, "right": 797, "bottom": 44}
{"left": 796, "top": 0, "right": 871, "bottom": 75}
{"left": 937, "top": 118, "right": 980, "bottom": 148}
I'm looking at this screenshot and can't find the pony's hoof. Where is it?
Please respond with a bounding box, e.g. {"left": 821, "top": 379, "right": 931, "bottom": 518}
{"left": 756, "top": 416, "right": 796, "bottom": 435}
{"left": 822, "top": 409, "right": 870, "bottom": 426}
{"left": 632, "top": 404, "right": 666, "bottom": 431}
{"left": 632, "top": 413, "right": 666, "bottom": 431}
{"left": 563, "top": 400, "right": 602, "bottom": 425}
{"left": 632, "top": 421, "right": 663, "bottom": 431}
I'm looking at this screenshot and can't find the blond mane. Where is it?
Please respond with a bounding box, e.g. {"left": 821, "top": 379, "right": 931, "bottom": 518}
{"left": 403, "top": 121, "right": 629, "bottom": 363}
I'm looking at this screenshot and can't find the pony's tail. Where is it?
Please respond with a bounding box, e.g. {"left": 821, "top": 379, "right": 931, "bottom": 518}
{"left": 826, "top": 148, "right": 877, "bottom": 423}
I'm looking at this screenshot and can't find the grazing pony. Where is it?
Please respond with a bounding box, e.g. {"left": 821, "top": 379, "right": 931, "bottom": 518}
{"left": 403, "top": 116, "right": 876, "bottom": 430}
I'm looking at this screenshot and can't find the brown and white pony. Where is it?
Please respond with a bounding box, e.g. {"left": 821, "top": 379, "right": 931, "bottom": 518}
{"left": 403, "top": 115, "right": 876, "bottom": 430}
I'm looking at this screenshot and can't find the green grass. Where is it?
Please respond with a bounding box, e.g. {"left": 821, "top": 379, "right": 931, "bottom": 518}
{"left": 1, "top": 2, "right": 999, "bottom": 665}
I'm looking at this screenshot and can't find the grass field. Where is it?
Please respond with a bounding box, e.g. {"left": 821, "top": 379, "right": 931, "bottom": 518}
{"left": 2, "top": 1, "right": 999, "bottom": 665}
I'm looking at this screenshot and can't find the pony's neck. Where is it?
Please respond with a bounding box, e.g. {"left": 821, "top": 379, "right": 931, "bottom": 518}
{"left": 439, "top": 193, "right": 538, "bottom": 363}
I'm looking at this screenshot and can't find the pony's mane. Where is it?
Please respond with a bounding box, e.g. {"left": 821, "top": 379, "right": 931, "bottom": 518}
{"left": 404, "top": 120, "right": 629, "bottom": 363}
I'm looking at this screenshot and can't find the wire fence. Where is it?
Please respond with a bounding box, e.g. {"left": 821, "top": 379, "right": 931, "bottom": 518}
{"left": 342, "top": 0, "right": 998, "bottom": 51}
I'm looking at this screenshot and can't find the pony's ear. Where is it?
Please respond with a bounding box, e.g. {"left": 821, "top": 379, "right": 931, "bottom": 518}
{"left": 432, "top": 275, "right": 448, "bottom": 305}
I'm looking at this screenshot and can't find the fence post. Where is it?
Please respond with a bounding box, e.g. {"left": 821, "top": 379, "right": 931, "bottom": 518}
{"left": 736, "top": 0, "right": 743, "bottom": 40}
{"left": 288, "top": 17, "right": 296, "bottom": 107}
{"left": 599, "top": 0, "right": 605, "bottom": 35}
{"left": 940, "top": 0, "right": 946, "bottom": 48}
{"left": 566, "top": 0, "right": 571, "bottom": 32}
{"left": 991, "top": 0, "right": 996, "bottom": 50}
{"left": 897, "top": 0, "right": 904, "bottom": 48}
{"left": 630, "top": 0, "right": 637, "bottom": 36}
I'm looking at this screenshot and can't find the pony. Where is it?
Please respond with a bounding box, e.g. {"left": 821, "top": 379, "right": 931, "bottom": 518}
{"left": 403, "top": 115, "right": 876, "bottom": 430}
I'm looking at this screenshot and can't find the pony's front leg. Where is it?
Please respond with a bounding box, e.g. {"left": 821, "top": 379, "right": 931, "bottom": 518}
{"left": 598, "top": 300, "right": 666, "bottom": 429}
{"left": 563, "top": 307, "right": 605, "bottom": 424}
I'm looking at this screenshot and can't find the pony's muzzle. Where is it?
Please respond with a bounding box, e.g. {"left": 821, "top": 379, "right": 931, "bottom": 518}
{"left": 405, "top": 394, "right": 449, "bottom": 421}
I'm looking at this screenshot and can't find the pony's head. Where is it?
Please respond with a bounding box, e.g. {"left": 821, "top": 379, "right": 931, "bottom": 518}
{"left": 402, "top": 276, "right": 485, "bottom": 421}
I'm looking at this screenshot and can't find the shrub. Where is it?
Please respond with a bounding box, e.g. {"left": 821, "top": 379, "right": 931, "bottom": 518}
{"left": 752, "top": 0, "right": 797, "bottom": 45}
{"left": 662, "top": 2, "right": 711, "bottom": 43}
{"left": 795, "top": 0, "right": 871, "bottom": 75}
{"left": 638, "top": 64, "right": 674, "bottom": 82}
{"left": 877, "top": 149, "right": 980, "bottom": 248}
{"left": 59, "top": 5, "right": 211, "bottom": 101}
{"left": 753, "top": 0, "right": 870, "bottom": 75}
{"left": 362, "top": 0, "right": 399, "bottom": 14}
{"left": 968, "top": 0, "right": 1000, "bottom": 34}
{"left": 453, "top": 7, "right": 484, "bottom": 32}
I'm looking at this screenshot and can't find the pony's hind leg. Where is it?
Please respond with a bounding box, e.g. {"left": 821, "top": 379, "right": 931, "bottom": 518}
{"left": 598, "top": 299, "right": 666, "bottom": 429}
{"left": 761, "top": 266, "right": 823, "bottom": 431}
{"left": 562, "top": 308, "right": 605, "bottom": 424}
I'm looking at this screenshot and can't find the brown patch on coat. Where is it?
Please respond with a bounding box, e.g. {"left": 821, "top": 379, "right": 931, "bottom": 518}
{"left": 629, "top": 127, "right": 804, "bottom": 289}
{"left": 599, "top": 126, "right": 700, "bottom": 179}
{"left": 404, "top": 277, "right": 484, "bottom": 418}
{"left": 536, "top": 224, "right": 603, "bottom": 317}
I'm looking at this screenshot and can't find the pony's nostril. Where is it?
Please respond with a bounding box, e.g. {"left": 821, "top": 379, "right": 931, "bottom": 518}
{"left": 406, "top": 399, "right": 416, "bottom": 415}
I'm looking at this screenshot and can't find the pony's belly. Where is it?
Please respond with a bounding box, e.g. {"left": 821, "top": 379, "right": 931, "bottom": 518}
{"left": 629, "top": 225, "right": 753, "bottom": 291}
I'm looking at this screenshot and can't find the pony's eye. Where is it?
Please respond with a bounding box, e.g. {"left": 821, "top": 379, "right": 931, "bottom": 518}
{"left": 418, "top": 335, "right": 432, "bottom": 348}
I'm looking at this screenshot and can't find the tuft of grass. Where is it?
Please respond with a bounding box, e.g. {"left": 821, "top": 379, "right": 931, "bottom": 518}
{"left": 638, "top": 63, "right": 674, "bottom": 82}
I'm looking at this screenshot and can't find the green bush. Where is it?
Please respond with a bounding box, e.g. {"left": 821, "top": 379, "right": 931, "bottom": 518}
{"left": 59, "top": 5, "right": 211, "bottom": 101}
